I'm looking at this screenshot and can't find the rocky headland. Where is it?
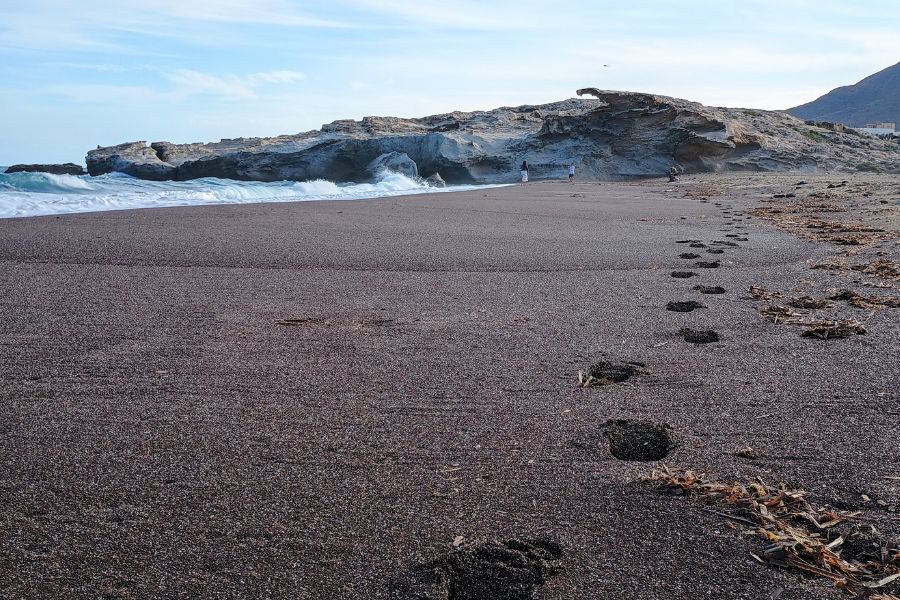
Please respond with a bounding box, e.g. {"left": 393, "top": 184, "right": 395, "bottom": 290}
{"left": 86, "top": 89, "right": 900, "bottom": 184}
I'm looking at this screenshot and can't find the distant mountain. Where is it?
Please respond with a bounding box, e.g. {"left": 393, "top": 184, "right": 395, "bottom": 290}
{"left": 788, "top": 61, "right": 900, "bottom": 126}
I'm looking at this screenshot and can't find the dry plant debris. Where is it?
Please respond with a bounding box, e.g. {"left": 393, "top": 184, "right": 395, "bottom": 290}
{"left": 852, "top": 259, "right": 900, "bottom": 281}
{"left": 750, "top": 286, "right": 783, "bottom": 300}
{"left": 759, "top": 305, "right": 803, "bottom": 324}
{"left": 829, "top": 290, "right": 900, "bottom": 309}
{"left": 649, "top": 468, "right": 900, "bottom": 599}
{"left": 734, "top": 446, "right": 760, "bottom": 460}
{"left": 789, "top": 296, "right": 831, "bottom": 309}
{"left": 801, "top": 320, "right": 868, "bottom": 340}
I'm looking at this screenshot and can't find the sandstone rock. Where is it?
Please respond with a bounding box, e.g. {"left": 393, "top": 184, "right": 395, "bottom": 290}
{"left": 86, "top": 141, "right": 175, "bottom": 180}
{"left": 5, "top": 163, "right": 85, "bottom": 175}
{"left": 367, "top": 152, "right": 418, "bottom": 179}
{"left": 85, "top": 90, "right": 900, "bottom": 184}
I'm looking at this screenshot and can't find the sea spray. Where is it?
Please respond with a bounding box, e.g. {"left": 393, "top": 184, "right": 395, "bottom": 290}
{"left": 0, "top": 170, "right": 507, "bottom": 219}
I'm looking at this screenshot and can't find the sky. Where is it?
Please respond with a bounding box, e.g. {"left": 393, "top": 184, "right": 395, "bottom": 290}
{"left": 1, "top": 0, "right": 899, "bottom": 165}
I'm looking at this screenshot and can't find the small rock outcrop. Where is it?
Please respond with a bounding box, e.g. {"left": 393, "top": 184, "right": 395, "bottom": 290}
{"left": 367, "top": 151, "right": 418, "bottom": 178}
{"left": 5, "top": 163, "right": 85, "bottom": 176}
{"left": 86, "top": 90, "right": 900, "bottom": 183}
{"left": 86, "top": 142, "right": 175, "bottom": 180}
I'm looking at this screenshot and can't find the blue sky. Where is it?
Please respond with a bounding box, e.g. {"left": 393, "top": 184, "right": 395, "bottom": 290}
{"left": 1, "top": 0, "right": 899, "bottom": 165}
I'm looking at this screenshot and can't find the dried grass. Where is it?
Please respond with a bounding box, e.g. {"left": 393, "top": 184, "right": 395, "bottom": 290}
{"left": 649, "top": 468, "right": 900, "bottom": 599}
{"left": 750, "top": 286, "right": 783, "bottom": 300}
{"left": 830, "top": 290, "right": 900, "bottom": 309}
{"left": 801, "top": 320, "right": 867, "bottom": 340}
{"left": 852, "top": 259, "right": 900, "bottom": 281}
{"left": 759, "top": 305, "right": 803, "bottom": 324}
{"left": 789, "top": 296, "right": 831, "bottom": 309}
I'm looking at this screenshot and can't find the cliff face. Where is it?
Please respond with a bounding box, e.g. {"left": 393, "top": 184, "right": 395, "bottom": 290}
{"left": 789, "top": 61, "right": 900, "bottom": 126}
{"left": 86, "top": 90, "right": 900, "bottom": 183}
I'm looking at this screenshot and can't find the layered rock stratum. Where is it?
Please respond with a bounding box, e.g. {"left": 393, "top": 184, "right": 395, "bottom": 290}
{"left": 86, "top": 90, "right": 900, "bottom": 183}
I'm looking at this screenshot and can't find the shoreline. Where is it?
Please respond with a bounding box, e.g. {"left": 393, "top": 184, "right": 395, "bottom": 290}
{"left": 1, "top": 176, "right": 897, "bottom": 599}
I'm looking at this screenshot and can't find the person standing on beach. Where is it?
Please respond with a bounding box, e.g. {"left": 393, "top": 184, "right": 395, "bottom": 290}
{"left": 668, "top": 165, "right": 678, "bottom": 182}
{"left": 568, "top": 163, "right": 576, "bottom": 181}
{"left": 520, "top": 160, "right": 529, "bottom": 183}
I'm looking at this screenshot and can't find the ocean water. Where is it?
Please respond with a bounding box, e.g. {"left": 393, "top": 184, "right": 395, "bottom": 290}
{"left": 0, "top": 169, "right": 504, "bottom": 219}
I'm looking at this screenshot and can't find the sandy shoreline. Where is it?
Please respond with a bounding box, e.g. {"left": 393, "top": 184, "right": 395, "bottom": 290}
{"left": 1, "top": 177, "right": 898, "bottom": 599}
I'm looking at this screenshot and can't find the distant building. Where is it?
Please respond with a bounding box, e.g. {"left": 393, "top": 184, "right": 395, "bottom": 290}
{"left": 858, "top": 122, "right": 897, "bottom": 137}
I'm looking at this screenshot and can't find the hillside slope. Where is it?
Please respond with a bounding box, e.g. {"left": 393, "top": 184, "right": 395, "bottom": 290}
{"left": 789, "top": 61, "right": 900, "bottom": 126}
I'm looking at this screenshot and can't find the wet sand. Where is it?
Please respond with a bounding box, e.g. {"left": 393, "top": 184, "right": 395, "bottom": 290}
{"left": 1, "top": 178, "right": 898, "bottom": 599}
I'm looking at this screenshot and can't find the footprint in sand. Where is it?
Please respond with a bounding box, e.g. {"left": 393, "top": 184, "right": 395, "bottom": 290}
{"left": 694, "top": 260, "right": 720, "bottom": 269}
{"left": 694, "top": 285, "right": 726, "bottom": 294}
{"left": 604, "top": 420, "right": 674, "bottom": 461}
{"left": 666, "top": 300, "right": 705, "bottom": 313}
{"left": 680, "top": 327, "right": 720, "bottom": 344}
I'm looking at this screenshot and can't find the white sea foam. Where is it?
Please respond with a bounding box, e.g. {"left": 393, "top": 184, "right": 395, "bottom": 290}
{"left": 0, "top": 170, "right": 506, "bottom": 218}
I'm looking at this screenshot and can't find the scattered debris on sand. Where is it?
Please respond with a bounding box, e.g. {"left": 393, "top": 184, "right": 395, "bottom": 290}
{"left": 649, "top": 468, "right": 900, "bottom": 600}
{"left": 666, "top": 300, "right": 705, "bottom": 313}
{"left": 578, "top": 360, "right": 645, "bottom": 387}
{"left": 733, "top": 446, "right": 759, "bottom": 460}
{"left": 801, "top": 320, "right": 868, "bottom": 340}
{"left": 759, "top": 305, "right": 803, "bottom": 324}
{"left": 851, "top": 259, "right": 900, "bottom": 281}
{"left": 829, "top": 290, "right": 900, "bottom": 309}
{"left": 604, "top": 420, "right": 673, "bottom": 461}
{"left": 679, "top": 328, "right": 720, "bottom": 344}
{"left": 788, "top": 296, "right": 831, "bottom": 309}
{"left": 750, "top": 286, "right": 783, "bottom": 300}
{"left": 389, "top": 538, "right": 563, "bottom": 600}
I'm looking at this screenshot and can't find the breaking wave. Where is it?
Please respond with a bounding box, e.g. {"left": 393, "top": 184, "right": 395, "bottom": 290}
{"left": 0, "top": 170, "right": 502, "bottom": 218}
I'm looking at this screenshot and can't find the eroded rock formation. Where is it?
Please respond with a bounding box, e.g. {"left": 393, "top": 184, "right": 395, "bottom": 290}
{"left": 86, "top": 90, "right": 900, "bottom": 183}
{"left": 5, "top": 163, "right": 85, "bottom": 176}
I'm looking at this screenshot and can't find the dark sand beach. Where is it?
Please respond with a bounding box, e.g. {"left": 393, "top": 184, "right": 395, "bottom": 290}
{"left": 1, "top": 178, "right": 898, "bottom": 599}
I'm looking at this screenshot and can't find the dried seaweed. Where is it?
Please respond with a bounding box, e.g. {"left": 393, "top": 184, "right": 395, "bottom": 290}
{"left": 801, "top": 320, "right": 867, "bottom": 340}
{"left": 829, "top": 290, "right": 900, "bottom": 309}
{"left": 750, "top": 286, "right": 783, "bottom": 300}
{"left": 649, "top": 468, "right": 900, "bottom": 599}
{"left": 759, "top": 305, "right": 802, "bottom": 324}
{"left": 851, "top": 259, "right": 900, "bottom": 281}
{"left": 788, "top": 296, "right": 831, "bottom": 309}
